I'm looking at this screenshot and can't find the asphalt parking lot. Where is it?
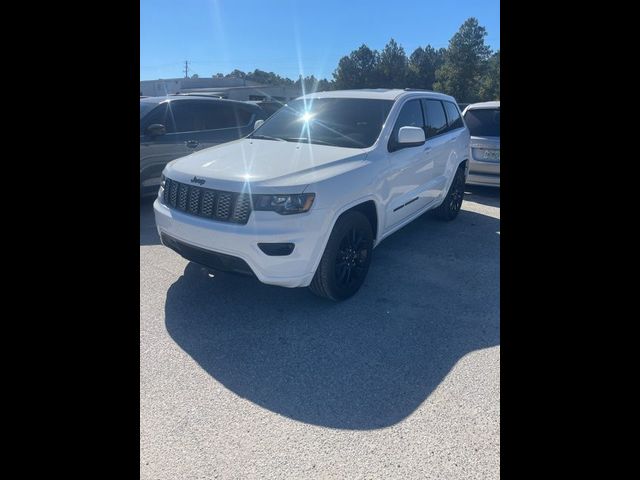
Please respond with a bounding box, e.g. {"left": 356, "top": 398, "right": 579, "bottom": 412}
{"left": 140, "top": 186, "right": 500, "bottom": 479}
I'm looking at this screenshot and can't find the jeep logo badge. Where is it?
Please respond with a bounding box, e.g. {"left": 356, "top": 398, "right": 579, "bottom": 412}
{"left": 190, "top": 176, "right": 205, "bottom": 185}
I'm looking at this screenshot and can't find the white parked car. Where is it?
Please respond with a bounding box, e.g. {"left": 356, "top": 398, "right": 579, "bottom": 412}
{"left": 462, "top": 101, "right": 500, "bottom": 186}
{"left": 154, "top": 89, "right": 470, "bottom": 300}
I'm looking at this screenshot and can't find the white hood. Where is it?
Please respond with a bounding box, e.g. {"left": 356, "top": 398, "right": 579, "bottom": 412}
{"left": 164, "top": 138, "right": 369, "bottom": 194}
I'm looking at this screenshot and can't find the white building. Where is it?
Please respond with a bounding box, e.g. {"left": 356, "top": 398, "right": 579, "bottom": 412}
{"left": 140, "top": 77, "right": 301, "bottom": 101}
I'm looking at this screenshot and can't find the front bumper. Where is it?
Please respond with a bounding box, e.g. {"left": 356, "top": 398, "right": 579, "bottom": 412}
{"left": 154, "top": 198, "right": 332, "bottom": 288}
{"left": 160, "top": 233, "right": 255, "bottom": 276}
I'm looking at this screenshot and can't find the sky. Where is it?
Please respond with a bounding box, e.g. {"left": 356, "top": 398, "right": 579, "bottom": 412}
{"left": 140, "top": 0, "right": 500, "bottom": 81}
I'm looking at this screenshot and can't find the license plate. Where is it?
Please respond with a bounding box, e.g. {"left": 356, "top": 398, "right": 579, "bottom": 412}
{"left": 483, "top": 149, "right": 500, "bottom": 161}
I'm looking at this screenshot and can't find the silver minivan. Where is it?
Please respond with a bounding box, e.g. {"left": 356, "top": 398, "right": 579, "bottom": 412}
{"left": 140, "top": 96, "right": 266, "bottom": 196}
{"left": 462, "top": 101, "right": 500, "bottom": 187}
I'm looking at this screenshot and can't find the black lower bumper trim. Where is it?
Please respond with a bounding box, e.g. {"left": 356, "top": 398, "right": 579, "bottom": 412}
{"left": 160, "top": 233, "right": 255, "bottom": 276}
{"left": 258, "top": 242, "right": 295, "bottom": 256}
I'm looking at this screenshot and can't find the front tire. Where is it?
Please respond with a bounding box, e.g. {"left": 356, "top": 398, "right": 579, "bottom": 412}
{"left": 433, "top": 165, "right": 466, "bottom": 221}
{"left": 309, "top": 210, "right": 374, "bottom": 301}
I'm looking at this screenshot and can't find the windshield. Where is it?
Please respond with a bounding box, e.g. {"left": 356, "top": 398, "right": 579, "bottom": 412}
{"left": 463, "top": 108, "right": 500, "bottom": 137}
{"left": 251, "top": 98, "right": 394, "bottom": 148}
{"left": 140, "top": 101, "right": 160, "bottom": 120}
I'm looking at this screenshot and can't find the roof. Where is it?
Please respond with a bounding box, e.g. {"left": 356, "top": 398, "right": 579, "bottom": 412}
{"left": 301, "top": 88, "right": 456, "bottom": 102}
{"left": 139, "top": 96, "right": 260, "bottom": 108}
{"left": 465, "top": 101, "right": 500, "bottom": 110}
{"left": 170, "top": 93, "right": 224, "bottom": 98}
{"left": 182, "top": 85, "right": 299, "bottom": 92}
{"left": 245, "top": 100, "right": 285, "bottom": 105}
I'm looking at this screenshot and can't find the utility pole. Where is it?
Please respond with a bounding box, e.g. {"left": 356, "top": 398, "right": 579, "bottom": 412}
{"left": 184, "top": 60, "right": 189, "bottom": 78}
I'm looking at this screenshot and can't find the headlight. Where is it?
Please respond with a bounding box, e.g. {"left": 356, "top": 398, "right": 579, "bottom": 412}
{"left": 252, "top": 193, "right": 315, "bottom": 215}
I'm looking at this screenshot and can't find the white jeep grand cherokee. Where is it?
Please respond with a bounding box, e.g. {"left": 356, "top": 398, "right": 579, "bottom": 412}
{"left": 154, "top": 89, "right": 470, "bottom": 300}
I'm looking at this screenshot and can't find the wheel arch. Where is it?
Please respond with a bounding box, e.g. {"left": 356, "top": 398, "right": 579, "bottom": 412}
{"left": 307, "top": 196, "right": 382, "bottom": 281}
{"left": 460, "top": 158, "right": 469, "bottom": 180}
{"left": 308, "top": 199, "right": 379, "bottom": 300}
{"left": 332, "top": 196, "right": 381, "bottom": 240}
{"left": 344, "top": 200, "right": 379, "bottom": 242}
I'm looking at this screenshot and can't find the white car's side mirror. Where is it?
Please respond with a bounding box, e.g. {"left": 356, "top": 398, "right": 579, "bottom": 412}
{"left": 254, "top": 119, "right": 265, "bottom": 130}
{"left": 397, "top": 126, "right": 426, "bottom": 145}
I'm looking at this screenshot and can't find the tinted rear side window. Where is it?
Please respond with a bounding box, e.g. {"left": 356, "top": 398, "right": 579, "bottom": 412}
{"left": 258, "top": 103, "right": 283, "bottom": 118}
{"left": 171, "top": 102, "right": 206, "bottom": 132}
{"left": 422, "top": 100, "right": 448, "bottom": 138}
{"left": 230, "top": 106, "right": 255, "bottom": 126}
{"left": 464, "top": 108, "right": 500, "bottom": 137}
{"left": 443, "top": 102, "right": 464, "bottom": 130}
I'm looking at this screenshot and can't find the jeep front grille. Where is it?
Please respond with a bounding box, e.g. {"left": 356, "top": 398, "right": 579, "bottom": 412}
{"left": 162, "top": 178, "right": 252, "bottom": 224}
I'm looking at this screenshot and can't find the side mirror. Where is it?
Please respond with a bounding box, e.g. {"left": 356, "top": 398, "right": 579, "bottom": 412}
{"left": 254, "top": 119, "right": 265, "bottom": 130}
{"left": 147, "top": 124, "right": 166, "bottom": 136}
{"left": 397, "top": 126, "right": 426, "bottom": 145}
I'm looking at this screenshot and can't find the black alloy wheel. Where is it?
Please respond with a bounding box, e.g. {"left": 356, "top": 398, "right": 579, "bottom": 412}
{"left": 434, "top": 165, "right": 466, "bottom": 221}
{"left": 309, "top": 210, "right": 374, "bottom": 301}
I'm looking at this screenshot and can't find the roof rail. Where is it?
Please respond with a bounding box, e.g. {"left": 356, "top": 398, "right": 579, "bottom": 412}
{"left": 169, "top": 93, "right": 223, "bottom": 98}
{"left": 403, "top": 88, "right": 434, "bottom": 92}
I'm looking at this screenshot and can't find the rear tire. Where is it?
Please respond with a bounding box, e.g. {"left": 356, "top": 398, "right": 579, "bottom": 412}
{"left": 309, "top": 210, "right": 374, "bottom": 301}
{"left": 433, "top": 165, "right": 465, "bottom": 221}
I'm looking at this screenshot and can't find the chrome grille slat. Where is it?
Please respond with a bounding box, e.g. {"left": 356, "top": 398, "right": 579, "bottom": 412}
{"left": 161, "top": 178, "right": 251, "bottom": 224}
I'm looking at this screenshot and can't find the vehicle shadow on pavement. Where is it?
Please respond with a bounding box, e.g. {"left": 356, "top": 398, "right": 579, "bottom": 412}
{"left": 164, "top": 206, "right": 500, "bottom": 430}
{"left": 140, "top": 197, "right": 161, "bottom": 246}
{"left": 464, "top": 185, "right": 500, "bottom": 207}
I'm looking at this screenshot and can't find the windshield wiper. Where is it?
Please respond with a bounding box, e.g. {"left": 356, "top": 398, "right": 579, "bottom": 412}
{"left": 250, "top": 134, "right": 285, "bottom": 142}
{"left": 281, "top": 137, "right": 335, "bottom": 146}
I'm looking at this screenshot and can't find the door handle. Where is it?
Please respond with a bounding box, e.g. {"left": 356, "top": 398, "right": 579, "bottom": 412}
{"left": 185, "top": 140, "right": 199, "bottom": 149}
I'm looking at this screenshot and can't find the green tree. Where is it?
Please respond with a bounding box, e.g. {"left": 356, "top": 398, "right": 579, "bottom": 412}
{"left": 246, "top": 69, "right": 273, "bottom": 85}
{"left": 478, "top": 50, "right": 500, "bottom": 100}
{"left": 316, "top": 78, "right": 334, "bottom": 91}
{"left": 332, "top": 44, "right": 380, "bottom": 89}
{"left": 434, "top": 17, "right": 492, "bottom": 102}
{"left": 238, "top": 69, "right": 294, "bottom": 86}
{"left": 407, "top": 45, "right": 446, "bottom": 90}
{"left": 295, "top": 74, "right": 315, "bottom": 93}
{"left": 377, "top": 38, "right": 409, "bottom": 88}
{"left": 295, "top": 75, "right": 333, "bottom": 93}
{"left": 227, "top": 69, "right": 246, "bottom": 79}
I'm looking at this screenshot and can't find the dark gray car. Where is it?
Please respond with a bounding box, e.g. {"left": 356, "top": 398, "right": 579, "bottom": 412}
{"left": 140, "top": 96, "right": 267, "bottom": 196}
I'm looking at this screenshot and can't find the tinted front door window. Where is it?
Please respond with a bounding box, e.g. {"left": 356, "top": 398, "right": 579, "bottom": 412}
{"left": 389, "top": 99, "right": 425, "bottom": 151}
{"left": 141, "top": 103, "right": 174, "bottom": 134}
